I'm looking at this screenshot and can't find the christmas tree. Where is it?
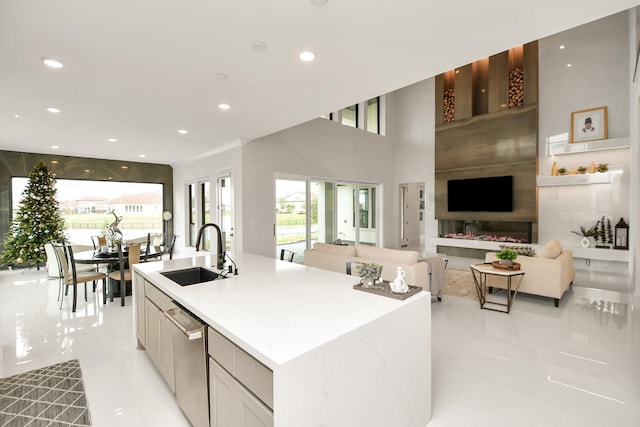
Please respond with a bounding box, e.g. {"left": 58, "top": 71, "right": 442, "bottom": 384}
{"left": 1, "top": 161, "right": 66, "bottom": 267}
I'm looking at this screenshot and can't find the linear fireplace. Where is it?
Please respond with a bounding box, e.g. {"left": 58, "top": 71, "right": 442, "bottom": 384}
{"left": 439, "top": 220, "right": 533, "bottom": 243}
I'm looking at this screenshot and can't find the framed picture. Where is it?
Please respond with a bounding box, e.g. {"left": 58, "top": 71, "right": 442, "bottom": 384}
{"left": 571, "top": 106, "right": 608, "bottom": 143}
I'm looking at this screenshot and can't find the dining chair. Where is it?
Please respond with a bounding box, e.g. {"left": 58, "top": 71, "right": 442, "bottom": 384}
{"left": 166, "top": 234, "right": 177, "bottom": 259}
{"left": 279, "top": 249, "right": 296, "bottom": 263}
{"left": 108, "top": 242, "right": 141, "bottom": 306}
{"left": 144, "top": 232, "right": 166, "bottom": 261}
{"left": 51, "top": 242, "right": 108, "bottom": 312}
{"left": 91, "top": 235, "right": 108, "bottom": 250}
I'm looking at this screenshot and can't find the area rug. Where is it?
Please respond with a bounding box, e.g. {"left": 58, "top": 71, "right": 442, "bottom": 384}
{"left": 0, "top": 359, "right": 92, "bottom": 426}
{"left": 444, "top": 268, "right": 479, "bottom": 302}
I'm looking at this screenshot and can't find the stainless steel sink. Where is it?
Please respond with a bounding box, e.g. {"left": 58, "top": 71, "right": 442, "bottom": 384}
{"left": 160, "top": 267, "right": 225, "bottom": 286}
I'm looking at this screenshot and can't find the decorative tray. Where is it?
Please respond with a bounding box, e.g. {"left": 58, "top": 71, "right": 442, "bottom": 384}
{"left": 353, "top": 280, "right": 423, "bottom": 300}
{"left": 491, "top": 261, "right": 521, "bottom": 271}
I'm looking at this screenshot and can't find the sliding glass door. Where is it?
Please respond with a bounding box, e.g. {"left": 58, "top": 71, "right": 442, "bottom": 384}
{"left": 217, "top": 172, "right": 233, "bottom": 252}
{"left": 336, "top": 182, "right": 377, "bottom": 246}
{"left": 275, "top": 179, "right": 308, "bottom": 258}
{"left": 274, "top": 177, "right": 378, "bottom": 261}
{"left": 310, "top": 180, "right": 335, "bottom": 246}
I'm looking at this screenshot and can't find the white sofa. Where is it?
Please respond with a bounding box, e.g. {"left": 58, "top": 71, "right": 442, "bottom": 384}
{"left": 484, "top": 240, "right": 576, "bottom": 307}
{"left": 303, "top": 243, "right": 432, "bottom": 291}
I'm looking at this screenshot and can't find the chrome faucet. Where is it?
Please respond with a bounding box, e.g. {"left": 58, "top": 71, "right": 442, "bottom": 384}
{"left": 194, "top": 223, "right": 225, "bottom": 270}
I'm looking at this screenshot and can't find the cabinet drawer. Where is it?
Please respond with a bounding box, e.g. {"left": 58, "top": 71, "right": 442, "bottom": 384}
{"left": 235, "top": 347, "right": 273, "bottom": 410}
{"left": 208, "top": 328, "right": 235, "bottom": 373}
{"left": 144, "top": 280, "right": 173, "bottom": 311}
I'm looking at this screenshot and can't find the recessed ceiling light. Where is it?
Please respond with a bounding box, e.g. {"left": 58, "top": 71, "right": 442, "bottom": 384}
{"left": 51, "top": 160, "right": 58, "bottom": 164}
{"left": 121, "top": 166, "right": 129, "bottom": 170}
{"left": 107, "top": 138, "right": 117, "bottom": 142}
{"left": 251, "top": 41, "right": 267, "bottom": 52}
{"left": 178, "top": 129, "right": 188, "bottom": 135}
{"left": 13, "top": 113, "right": 20, "bottom": 119}
{"left": 299, "top": 51, "right": 316, "bottom": 62}
{"left": 218, "top": 103, "right": 231, "bottom": 110}
{"left": 51, "top": 145, "right": 59, "bottom": 149}
{"left": 214, "top": 73, "right": 228, "bottom": 81}
{"left": 84, "top": 169, "right": 91, "bottom": 173}
{"left": 46, "top": 107, "right": 61, "bottom": 113}
{"left": 559, "top": 45, "right": 565, "bottom": 49}
{"left": 455, "top": 69, "right": 459, "bottom": 74}
{"left": 42, "top": 58, "right": 63, "bottom": 69}
{"left": 139, "top": 154, "right": 146, "bottom": 158}
{"left": 567, "top": 63, "right": 572, "bottom": 67}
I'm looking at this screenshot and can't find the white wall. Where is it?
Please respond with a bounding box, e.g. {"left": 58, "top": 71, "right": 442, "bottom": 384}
{"left": 629, "top": 8, "right": 639, "bottom": 295}
{"left": 385, "top": 79, "right": 438, "bottom": 253}
{"left": 241, "top": 118, "right": 394, "bottom": 257}
{"left": 538, "top": 12, "right": 632, "bottom": 272}
{"left": 172, "top": 144, "right": 243, "bottom": 255}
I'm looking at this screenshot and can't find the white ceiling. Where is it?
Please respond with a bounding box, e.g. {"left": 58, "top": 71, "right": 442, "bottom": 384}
{"left": 1, "top": 0, "right": 638, "bottom": 165}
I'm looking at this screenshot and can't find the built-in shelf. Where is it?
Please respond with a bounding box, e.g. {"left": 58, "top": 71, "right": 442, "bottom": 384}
{"left": 537, "top": 172, "right": 612, "bottom": 187}
{"left": 549, "top": 136, "right": 629, "bottom": 156}
{"left": 566, "top": 246, "right": 630, "bottom": 262}
{"left": 430, "top": 238, "right": 630, "bottom": 263}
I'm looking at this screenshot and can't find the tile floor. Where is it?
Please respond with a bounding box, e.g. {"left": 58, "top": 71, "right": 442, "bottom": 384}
{"left": 0, "top": 261, "right": 638, "bottom": 427}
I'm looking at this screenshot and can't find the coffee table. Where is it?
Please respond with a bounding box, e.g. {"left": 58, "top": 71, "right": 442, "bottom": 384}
{"left": 469, "top": 263, "right": 525, "bottom": 314}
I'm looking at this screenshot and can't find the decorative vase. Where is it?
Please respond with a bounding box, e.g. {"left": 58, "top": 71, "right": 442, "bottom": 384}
{"left": 499, "top": 259, "right": 513, "bottom": 267}
{"left": 551, "top": 161, "right": 558, "bottom": 176}
{"left": 588, "top": 161, "right": 597, "bottom": 174}
{"left": 580, "top": 237, "right": 590, "bottom": 248}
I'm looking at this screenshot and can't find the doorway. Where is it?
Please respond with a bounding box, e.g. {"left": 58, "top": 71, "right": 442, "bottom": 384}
{"left": 399, "top": 182, "right": 422, "bottom": 251}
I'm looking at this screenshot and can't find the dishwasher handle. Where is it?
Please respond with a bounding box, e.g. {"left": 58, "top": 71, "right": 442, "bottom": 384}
{"left": 164, "top": 307, "right": 204, "bottom": 340}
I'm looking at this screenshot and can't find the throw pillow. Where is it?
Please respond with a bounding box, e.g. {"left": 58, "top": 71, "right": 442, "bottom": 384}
{"left": 537, "top": 240, "right": 563, "bottom": 259}
{"left": 499, "top": 244, "right": 536, "bottom": 257}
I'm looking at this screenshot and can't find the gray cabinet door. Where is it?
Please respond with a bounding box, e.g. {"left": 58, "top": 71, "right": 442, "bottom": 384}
{"left": 145, "top": 298, "right": 161, "bottom": 366}
{"left": 158, "top": 314, "right": 175, "bottom": 392}
{"left": 134, "top": 275, "right": 146, "bottom": 347}
{"left": 209, "top": 359, "right": 273, "bottom": 427}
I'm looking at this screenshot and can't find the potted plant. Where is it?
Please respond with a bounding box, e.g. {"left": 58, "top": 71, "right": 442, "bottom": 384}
{"left": 577, "top": 166, "right": 587, "bottom": 174}
{"left": 356, "top": 262, "right": 383, "bottom": 288}
{"left": 596, "top": 163, "right": 608, "bottom": 173}
{"left": 571, "top": 224, "right": 597, "bottom": 248}
{"left": 558, "top": 167, "right": 567, "bottom": 175}
{"left": 495, "top": 248, "right": 518, "bottom": 266}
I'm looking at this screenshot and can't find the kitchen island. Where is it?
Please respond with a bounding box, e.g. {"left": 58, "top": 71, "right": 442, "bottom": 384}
{"left": 133, "top": 252, "right": 431, "bottom": 427}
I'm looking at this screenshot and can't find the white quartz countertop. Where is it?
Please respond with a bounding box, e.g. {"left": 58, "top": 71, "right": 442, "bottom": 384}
{"left": 134, "top": 252, "right": 429, "bottom": 370}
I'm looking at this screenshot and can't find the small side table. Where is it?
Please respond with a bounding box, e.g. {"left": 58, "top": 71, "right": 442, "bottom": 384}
{"left": 470, "top": 263, "right": 525, "bottom": 314}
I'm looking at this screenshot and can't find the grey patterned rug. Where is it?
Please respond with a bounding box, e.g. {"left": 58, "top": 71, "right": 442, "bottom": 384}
{"left": 0, "top": 359, "right": 91, "bottom": 426}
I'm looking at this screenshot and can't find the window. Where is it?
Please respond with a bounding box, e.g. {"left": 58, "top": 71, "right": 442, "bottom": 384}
{"left": 187, "top": 183, "right": 196, "bottom": 246}
{"left": 11, "top": 178, "right": 163, "bottom": 245}
{"left": 367, "top": 97, "right": 380, "bottom": 134}
{"left": 341, "top": 105, "right": 358, "bottom": 128}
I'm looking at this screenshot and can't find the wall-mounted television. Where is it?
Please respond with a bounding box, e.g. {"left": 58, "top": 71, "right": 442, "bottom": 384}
{"left": 447, "top": 176, "right": 513, "bottom": 212}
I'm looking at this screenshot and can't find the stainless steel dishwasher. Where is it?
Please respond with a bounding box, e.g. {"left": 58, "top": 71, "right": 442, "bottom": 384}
{"left": 165, "top": 305, "right": 209, "bottom": 427}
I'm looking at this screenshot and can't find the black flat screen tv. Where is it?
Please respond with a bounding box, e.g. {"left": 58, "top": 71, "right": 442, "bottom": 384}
{"left": 447, "top": 176, "right": 513, "bottom": 212}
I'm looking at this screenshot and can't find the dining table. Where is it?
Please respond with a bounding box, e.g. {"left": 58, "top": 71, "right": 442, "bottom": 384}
{"left": 74, "top": 247, "right": 164, "bottom": 307}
